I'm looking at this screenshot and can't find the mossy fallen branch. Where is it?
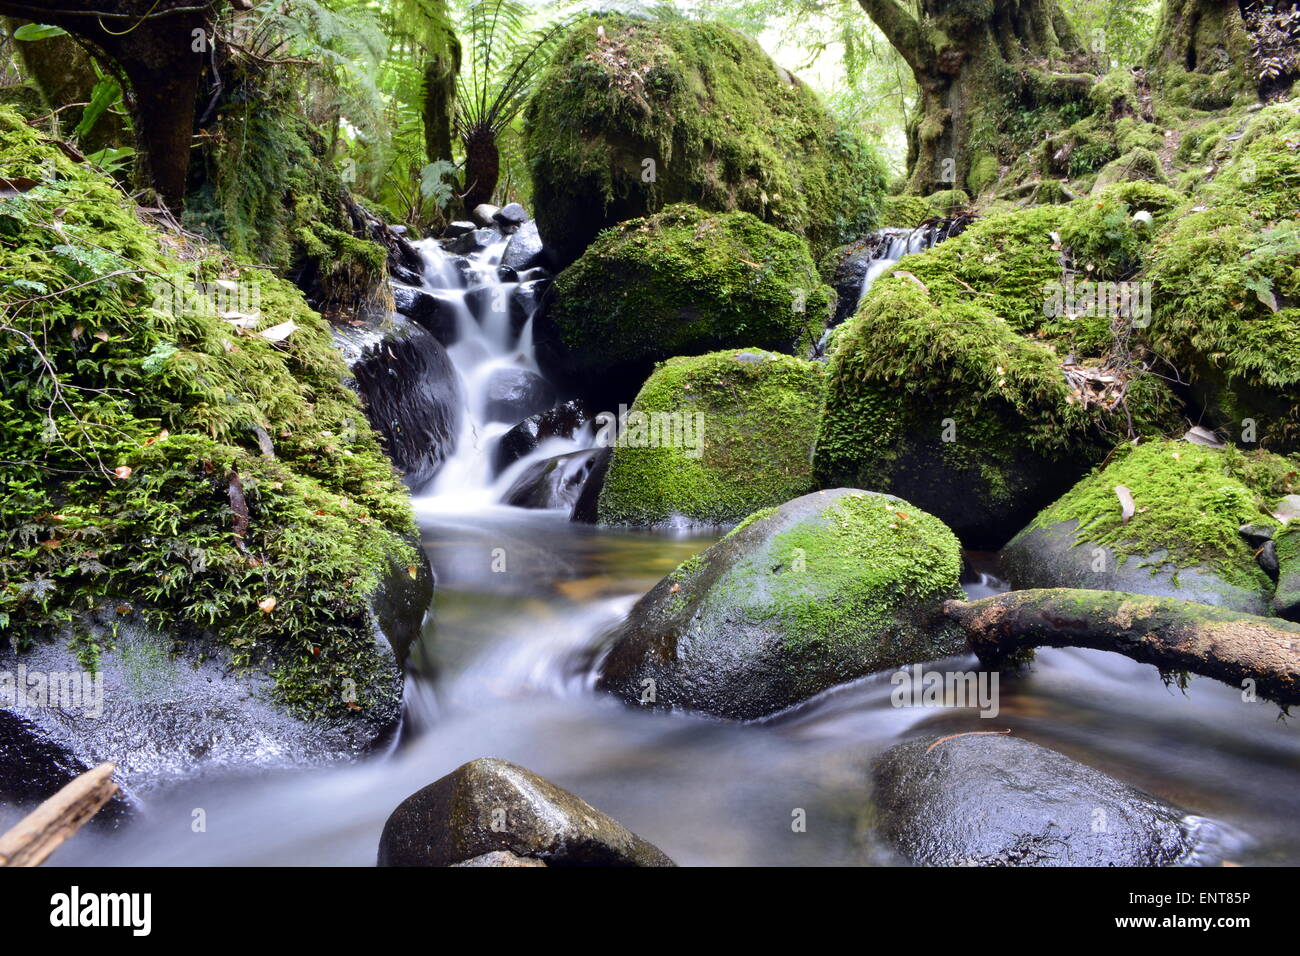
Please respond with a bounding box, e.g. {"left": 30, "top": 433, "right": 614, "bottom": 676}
{"left": 945, "top": 588, "right": 1300, "bottom": 706}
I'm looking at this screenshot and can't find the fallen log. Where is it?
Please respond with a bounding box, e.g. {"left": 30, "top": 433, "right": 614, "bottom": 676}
{"left": 944, "top": 588, "right": 1300, "bottom": 706}
{"left": 0, "top": 762, "right": 118, "bottom": 867}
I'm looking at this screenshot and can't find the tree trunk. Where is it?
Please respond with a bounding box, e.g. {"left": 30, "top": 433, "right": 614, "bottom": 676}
{"left": 858, "top": 0, "right": 1086, "bottom": 193}
{"left": 422, "top": 25, "right": 460, "bottom": 164}
{"left": 1149, "top": 0, "right": 1260, "bottom": 99}
{"left": 5, "top": 17, "right": 127, "bottom": 154}
{"left": 945, "top": 588, "right": 1300, "bottom": 706}
{"left": 462, "top": 125, "right": 499, "bottom": 213}
{"left": 0, "top": 1, "right": 218, "bottom": 208}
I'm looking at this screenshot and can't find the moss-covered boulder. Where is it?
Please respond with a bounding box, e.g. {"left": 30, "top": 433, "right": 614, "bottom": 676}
{"left": 524, "top": 14, "right": 885, "bottom": 267}
{"left": 596, "top": 349, "right": 826, "bottom": 527}
{"left": 596, "top": 489, "right": 964, "bottom": 719}
{"left": 1277, "top": 522, "right": 1300, "bottom": 621}
{"left": 1001, "top": 441, "right": 1297, "bottom": 614}
{"left": 0, "top": 107, "right": 422, "bottom": 732}
{"left": 1143, "top": 103, "right": 1300, "bottom": 451}
{"left": 813, "top": 201, "right": 1185, "bottom": 547}
{"left": 550, "top": 205, "right": 830, "bottom": 380}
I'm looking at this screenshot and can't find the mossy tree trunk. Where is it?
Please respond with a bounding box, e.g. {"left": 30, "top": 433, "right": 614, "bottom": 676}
{"left": 857, "top": 0, "right": 1086, "bottom": 194}
{"left": 0, "top": 0, "right": 219, "bottom": 208}
{"left": 462, "top": 124, "right": 499, "bottom": 213}
{"left": 1149, "top": 0, "right": 1256, "bottom": 94}
{"left": 4, "top": 17, "right": 127, "bottom": 154}
{"left": 422, "top": 25, "right": 460, "bottom": 165}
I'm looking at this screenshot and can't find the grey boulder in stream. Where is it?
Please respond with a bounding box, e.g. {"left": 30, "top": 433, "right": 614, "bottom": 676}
{"left": 596, "top": 488, "right": 965, "bottom": 719}
{"left": 871, "top": 734, "right": 1216, "bottom": 866}
{"left": 377, "top": 758, "right": 674, "bottom": 866}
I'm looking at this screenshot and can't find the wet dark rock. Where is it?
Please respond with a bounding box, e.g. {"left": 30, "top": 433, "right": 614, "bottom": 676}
{"left": 391, "top": 285, "right": 458, "bottom": 347}
{"left": 596, "top": 489, "right": 965, "bottom": 719}
{"left": 513, "top": 278, "right": 551, "bottom": 328}
{"left": 826, "top": 242, "right": 880, "bottom": 323}
{"left": 1000, "top": 519, "right": 1274, "bottom": 616}
{"left": 493, "top": 202, "right": 529, "bottom": 231}
{"left": 465, "top": 284, "right": 528, "bottom": 332}
{"left": 494, "top": 399, "right": 591, "bottom": 473}
{"left": 872, "top": 734, "right": 1207, "bottom": 866}
{"left": 377, "top": 757, "right": 674, "bottom": 866}
{"left": 570, "top": 445, "right": 613, "bottom": 524}
{"left": 470, "top": 203, "right": 500, "bottom": 227}
{"left": 485, "top": 367, "right": 557, "bottom": 425}
{"left": 501, "top": 220, "right": 545, "bottom": 272}
{"left": 447, "top": 227, "right": 499, "bottom": 255}
{"left": 1257, "top": 539, "right": 1280, "bottom": 578}
{"left": 444, "top": 220, "right": 476, "bottom": 238}
{"left": 501, "top": 449, "right": 603, "bottom": 510}
{"left": 496, "top": 265, "right": 519, "bottom": 283}
{"left": 453, "top": 850, "right": 547, "bottom": 867}
{"left": 336, "top": 314, "right": 463, "bottom": 490}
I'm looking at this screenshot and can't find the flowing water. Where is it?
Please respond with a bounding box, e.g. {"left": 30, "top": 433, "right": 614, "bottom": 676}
{"left": 53, "top": 231, "right": 1300, "bottom": 867}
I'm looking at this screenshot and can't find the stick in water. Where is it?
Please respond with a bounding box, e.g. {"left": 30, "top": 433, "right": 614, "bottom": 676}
{"left": 0, "top": 762, "right": 118, "bottom": 867}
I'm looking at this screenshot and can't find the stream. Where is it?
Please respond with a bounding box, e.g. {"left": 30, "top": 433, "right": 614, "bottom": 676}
{"left": 53, "top": 227, "right": 1300, "bottom": 867}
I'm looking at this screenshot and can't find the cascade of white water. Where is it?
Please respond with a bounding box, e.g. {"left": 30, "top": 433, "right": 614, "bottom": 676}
{"left": 409, "top": 236, "right": 595, "bottom": 511}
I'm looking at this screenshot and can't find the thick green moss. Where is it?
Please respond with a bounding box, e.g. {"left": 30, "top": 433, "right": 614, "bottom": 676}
{"left": 813, "top": 199, "right": 1185, "bottom": 544}
{"left": 1029, "top": 440, "right": 1294, "bottom": 590}
{"left": 1144, "top": 208, "right": 1300, "bottom": 449}
{"left": 550, "top": 204, "right": 830, "bottom": 372}
{"left": 523, "top": 14, "right": 885, "bottom": 266}
{"left": 880, "top": 189, "right": 972, "bottom": 228}
{"left": 183, "top": 74, "right": 388, "bottom": 313}
{"left": 0, "top": 108, "right": 415, "bottom": 718}
{"left": 596, "top": 349, "right": 825, "bottom": 526}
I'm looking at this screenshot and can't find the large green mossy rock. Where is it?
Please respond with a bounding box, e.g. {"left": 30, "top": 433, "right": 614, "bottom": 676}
{"left": 1001, "top": 441, "right": 1296, "bottom": 614}
{"left": 813, "top": 201, "right": 1185, "bottom": 548}
{"left": 0, "top": 107, "right": 418, "bottom": 720}
{"left": 1143, "top": 103, "right": 1300, "bottom": 452}
{"left": 550, "top": 204, "right": 830, "bottom": 377}
{"left": 596, "top": 489, "right": 964, "bottom": 719}
{"left": 524, "top": 14, "right": 885, "bottom": 267}
{"left": 596, "top": 349, "right": 826, "bottom": 527}
{"left": 1277, "top": 522, "right": 1300, "bottom": 621}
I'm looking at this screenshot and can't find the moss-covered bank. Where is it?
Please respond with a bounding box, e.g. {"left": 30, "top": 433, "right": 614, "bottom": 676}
{"left": 0, "top": 107, "right": 416, "bottom": 718}
{"left": 596, "top": 349, "right": 825, "bottom": 526}
{"left": 524, "top": 14, "right": 885, "bottom": 267}
{"left": 814, "top": 195, "right": 1185, "bottom": 546}
{"left": 550, "top": 204, "right": 830, "bottom": 378}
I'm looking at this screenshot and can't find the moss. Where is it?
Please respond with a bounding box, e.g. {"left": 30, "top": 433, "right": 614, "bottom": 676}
{"left": 967, "top": 153, "right": 1001, "bottom": 196}
{"left": 1201, "top": 101, "right": 1300, "bottom": 223}
{"left": 0, "top": 107, "right": 415, "bottom": 719}
{"left": 1030, "top": 440, "right": 1292, "bottom": 590}
{"left": 597, "top": 349, "right": 826, "bottom": 526}
{"left": 182, "top": 72, "right": 388, "bottom": 313}
{"left": 1060, "top": 181, "right": 1183, "bottom": 279}
{"left": 880, "top": 195, "right": 933, "bottom": 229}
{"left": 813, "top": 198, "right": 1186, "bottom": 543}
{"left": 523, "top": 14, "right": 885, "bottom": 265}
{"left": 1091, "top": 147, "right": 1170, "bottom": 192}
{"left": 1143, "top": 208, "right": 1300, "bottom": 449}
{"left": 550, "top": 204, "right": 831, "bottom": 372}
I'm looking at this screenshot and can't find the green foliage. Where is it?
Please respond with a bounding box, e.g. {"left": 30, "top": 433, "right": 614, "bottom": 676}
{"left": 550, "top": 203, "right": 831, "bottom": 371}
{"left": 0, "top": 108, "right": 415, "bottom": 717}
{"left": 597, "top": 349, "right": 826, "bottom": 526}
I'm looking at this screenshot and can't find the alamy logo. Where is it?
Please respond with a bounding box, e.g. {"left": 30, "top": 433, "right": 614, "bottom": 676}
{"left": 50, "top": 886, "right": 151, "bottom": 936}
{"left": 593, "top": 405, "right": 705, "bottom": 459}
{"left": 0, "top": 665, "right": 103, "bottom": 718}
{"left": 890, "top": 663, "right": 1000, "bottom": 718}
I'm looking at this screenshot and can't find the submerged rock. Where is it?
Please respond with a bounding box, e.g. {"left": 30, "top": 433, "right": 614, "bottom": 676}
{"left": 872, "top": 734, "right": 1206, "bottom": 866}
{"left": 377, "top": 757, "right": 674, "bottom": 866}
{"left": 596, "top": 489, "right": 964, "bottom": 719}
{"left": 335, "top": 313, "right": 463, "bottom": 490}
{"left": 1000, "top": 441, "right": 1287, "bottom": 614}
{"left": 524, "top": 15, "right": 884, "bottom": 268}
{"left": 550, "top": 205, "right": 831, "bottom": 380}
{"left": 596, "top": 349, "right": 826, "bottom": 527}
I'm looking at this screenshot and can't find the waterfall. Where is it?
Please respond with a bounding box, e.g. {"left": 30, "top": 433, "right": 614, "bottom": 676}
{"left": 403, "top": 234, "right": 597, "bottom": 512}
